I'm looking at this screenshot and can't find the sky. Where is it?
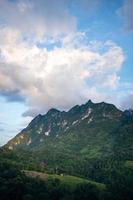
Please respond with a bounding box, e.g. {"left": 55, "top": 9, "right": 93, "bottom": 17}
{"left": 0, "top": 0, "right": 133, "bottom": 145}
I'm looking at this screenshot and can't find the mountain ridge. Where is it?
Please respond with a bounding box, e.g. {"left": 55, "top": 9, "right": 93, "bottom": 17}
{"left": 1, "top": 99, "right": 133, "bottom": 183}
{"left": 5, "top": 99, "right": 123, "bottom": 150}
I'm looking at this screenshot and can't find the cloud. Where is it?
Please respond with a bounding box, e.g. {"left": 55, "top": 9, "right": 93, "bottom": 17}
{"left": 0, "top": 26, "right": 125, "bottom": 116}
{"left": 120, "top": 92, "right": 133, "bottom": 110}
{"left": 0, "top": 0, "right": 77, "bottom": 40}
{"left": 0, "top": 90, "right": 25, "bottom": 102}
{"left": 0, "top": 122, "right": 5, "bottom": 125}
{"left": 0, "top": 0, "right": 130, "bottom": 116}
{"left": 22, "top": 109, "right": 40, "bottom": 118}
{"left": 118, "top": 0, "right": 133, "bottom": 32}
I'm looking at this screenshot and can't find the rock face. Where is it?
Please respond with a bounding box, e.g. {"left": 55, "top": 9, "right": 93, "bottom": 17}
{"left": 4, "top": 100, "right": 133, "bottom": 177}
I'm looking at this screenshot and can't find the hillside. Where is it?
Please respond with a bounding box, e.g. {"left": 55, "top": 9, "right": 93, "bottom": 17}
{"left": 0, "top": 162, "right": 109, "bottom": 200}
{"left": 23, "top": 170, "right": 106, "bottom": 190}
{"left": 1, "top": 100, "right": 133, "bottom": 183}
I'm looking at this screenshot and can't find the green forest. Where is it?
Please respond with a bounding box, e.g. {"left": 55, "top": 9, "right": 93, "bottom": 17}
{"left": 0, "top": 161, "right": 133, "bottom": 200}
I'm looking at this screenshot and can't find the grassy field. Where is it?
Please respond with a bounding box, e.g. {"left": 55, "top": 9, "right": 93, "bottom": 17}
{"left": 23, "top": 170, "right": 106, "bottom": 190}
{"left": 125, "top": 160, "right": 133, "bottom": 169}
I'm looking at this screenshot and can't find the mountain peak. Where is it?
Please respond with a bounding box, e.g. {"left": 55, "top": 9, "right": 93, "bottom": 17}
{"left": 84, "top": 99, "right": 94, "bottom": 108}
{"left": 86, "top": 99, "right": 93, "bottom": 105}
{"left": 46, "top": 108, "right": 60, "bottom": 116}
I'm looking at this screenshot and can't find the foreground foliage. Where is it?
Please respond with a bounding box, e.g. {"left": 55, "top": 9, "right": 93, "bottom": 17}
{"left": 0, "top": 162, "right": 104, "bottom": 200}
{"left": 0, "top": 162, "right": 133, "bottom": 200}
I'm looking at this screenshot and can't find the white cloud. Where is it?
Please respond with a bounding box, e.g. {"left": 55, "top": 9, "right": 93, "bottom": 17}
{"left": 0, "top": 27, "right": 125, "bottom": 116}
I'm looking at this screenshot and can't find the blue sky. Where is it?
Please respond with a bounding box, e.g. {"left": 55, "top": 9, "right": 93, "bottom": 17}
{"left": 0, "top": 0, "right": 133, "bottom": 145}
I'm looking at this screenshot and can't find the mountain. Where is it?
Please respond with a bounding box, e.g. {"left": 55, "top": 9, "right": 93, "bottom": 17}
{"left": 5, "top": 100, "right": 122, "bottom": 149}
{"left": 2, "top": 100, "right": 133, "bottom": 182}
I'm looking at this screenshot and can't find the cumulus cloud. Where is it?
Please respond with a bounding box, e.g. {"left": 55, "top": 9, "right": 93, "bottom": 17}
{"left": 118, "top": 0, "right": 133, "bottom": 32}
{"left": 0, "top": 0, "right": 131, "bottom": 117}
{"left": 0, "top": 26, "right": 125, "bottom": 116}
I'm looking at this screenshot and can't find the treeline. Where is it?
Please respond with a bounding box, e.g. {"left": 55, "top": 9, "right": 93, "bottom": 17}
{"left": 0, "top": 161, "right": 133, "bottom": 200}
{"left": 0, "top": 162, "right": 104, "bottom": 200}
{"left": 0, "top": 147, "right": 132, "bottom": 184}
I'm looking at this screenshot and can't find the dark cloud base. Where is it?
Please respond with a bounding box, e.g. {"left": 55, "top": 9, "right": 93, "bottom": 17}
{"left": 0, "top": 90, "right": 25, "bottom": 102}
